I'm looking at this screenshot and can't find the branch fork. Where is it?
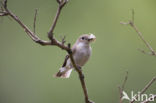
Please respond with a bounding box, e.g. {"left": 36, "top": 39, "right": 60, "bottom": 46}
{"left": 120, "top": 10, "right": 156, "bottom": 56}
{"left": 119, "top": 72, "right": 156, "bottom": 103}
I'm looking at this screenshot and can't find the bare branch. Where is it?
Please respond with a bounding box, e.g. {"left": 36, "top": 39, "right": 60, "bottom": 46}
{"left": 130, "top": 77, "right": 156, "bottom": 103}
{"left": 33, "top": 8, "right": 38, "bottom": 33}
{"left": 118, "top": 71, "right": 129, "bottom": 103}
{"left": 140, "top": 77, "right": 156, "bottom": 97}
{"left": 0, "top": 0, "right": 70, "bottom": 49}
{"left": 132, "top": 9, "right": 134, "bottom": 23}
{"left": 0, "top": 0, "right": 94, "bottom": 103}
{"left": 129, "top": 21, "right": 156, "bottom": 56}
{"left": 118, "top": 86, "right": 123, "bottom": 103}
{"left": 141, "top": 94, "right": 156, "bottom": 103}
{"left": 122, "top": 71, "right": 128, "bottom": 90}
{"left": 137, "top": 48, "right": 155, "bottom": 56}
{"left": 118, "top": 74, "right": 156, "bottom": 103}
{"left": 121, "top": 11, "right": 156, "bottom": 103}
{"left": 67, "top": 44, "right": 94, "bottom": 103}
{"left": 47, "top": 0, "right": 68, "bottom": 40}
{"left": 3, "top": 0, "right": 7, "bottom": 9}
{"left": 120, "top": 10, "right": 156, "bottom": 56}
{"left": 2, "top": 9, "right": 52, "bottom": 46}
{"left": 61, "top": 35, "right": 66, "bottom": 45}
{"left": 0, "top": 1, "right": 8, "bottom": 16}
{"left": 0, "top": 11, "right": 8, "bottom": 16}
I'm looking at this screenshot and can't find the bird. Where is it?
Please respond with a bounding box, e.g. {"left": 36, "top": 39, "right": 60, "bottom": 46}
{"left": 54, "top": 34, "right": 96, "bottom": 78}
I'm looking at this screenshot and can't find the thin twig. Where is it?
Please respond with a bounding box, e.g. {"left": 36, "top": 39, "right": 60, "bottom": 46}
{"left": 137, "top": 49, "right": 154, "bottom": 56}
{"left": 132, "top": 9, "right": 134, "bottom": 23}
{"left": 118, "top": 86, "right": 123, "bottom": 103}
{"left": 120, "top": 10, "right": 156, "bottom": 56}
{"left": 140, "top": 77, "right": 156, "bottom": 97}
{"left": 118, "top": 71, "right": 129, "bottom": 103}
{"left": 122, "top": 71, "right": 128, "bottom": 90}
{"left": 129, "top": 22, "right": 156, "bottom": 56}
{"left": 121, "top": 14, "right": 156, "bottom": 102}
{"left": 33, "top": 8, "right": 38, "bottom": 33}
{"left": 120, "top": 10, "right": 156, "bottom": 103}
{"left": 48, "top": 0, "right": 68, "bottom": 40}
{"left": 61, "top": 35, "right": 66, "bottom": 45}
{"left": 3, "top": 0, "right": 7, "bottom": 9}
{"left": 0, "top": 0, "right": 93, "bottom": 103}
{"left": 130, "top": 77, "right": 156, "bottom": 103}
{"left": 1, "top": 0, "right": 70, "bottom": 49}
{"left": 141, "top": 94, "right": 156, "bottom": 103}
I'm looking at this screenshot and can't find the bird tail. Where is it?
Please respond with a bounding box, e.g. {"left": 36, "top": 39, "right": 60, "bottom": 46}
{"left": 54, "top": 67, "right": 72, "bottom": 78}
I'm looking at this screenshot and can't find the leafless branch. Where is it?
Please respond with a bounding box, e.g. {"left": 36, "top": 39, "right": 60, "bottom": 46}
{"left": 118, "top": 86, "right": 123, "bottom": 103}
{"left": 118, "top": 71, "right": 129, "bottom": 103}
{"left": 61, "top": 35, "right": 66, "bottom": 45}
{"left": 120, "top": 10, "right": 156, "bottom": 103}
{"left": 33, "top": 8, "right": 38, "bottom": 33}
{"left": 0, "top": 0, "right": 93, "bottom": 103}
{"left": 47, "top": 0, "right": 68, "bottom": 40}
{"left": 122, "top": 71, "right": 128, "bottom": 90}
{"left": 0, "top": 11, "right": 8, "bottom": 16}
{"left": 130, "top": 76, "right": 156, "bottom": 103}
{"left": 119, "top": 74, "right": 156, "bottom": 103}
{"left": 0, "top": 2, "right": 8, "bottom": 16}
{"left": 137, "top": 49, "right": 154, "bottom": 56}
{"left": 141, "top": 94, "right": 156, "bottom": 103}
{"left": 120, "top": 10, "right": 156, "bottom": 56}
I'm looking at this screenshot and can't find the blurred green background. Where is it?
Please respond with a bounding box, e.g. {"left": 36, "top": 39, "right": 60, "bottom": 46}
{"left": 0, "top": 0, "right": 156, "bottom": 103}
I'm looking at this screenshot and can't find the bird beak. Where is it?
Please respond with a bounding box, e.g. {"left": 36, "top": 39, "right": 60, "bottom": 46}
{"left": 88, "top": 34, "right": 96, "bottom": 42}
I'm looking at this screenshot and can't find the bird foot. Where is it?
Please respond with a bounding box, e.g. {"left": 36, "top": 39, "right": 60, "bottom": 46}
{"left": 76, "top": 65, "right": 82, "bottom": 70}
{"left": 80, "top": 73, "right": 85, "bottom": 79}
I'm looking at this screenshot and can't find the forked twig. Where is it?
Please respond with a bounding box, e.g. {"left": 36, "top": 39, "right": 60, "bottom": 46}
{"left": 120, "top": 10, "right": 156, "bottom": 56}
{"left": 118, "top": 71, "right": 128, "bottom": 103}
{"left": 118, "top": 72, "right": 156, "bottom": 103}
{"left": 130, "top": 77, "right": 156, "bottom": 103}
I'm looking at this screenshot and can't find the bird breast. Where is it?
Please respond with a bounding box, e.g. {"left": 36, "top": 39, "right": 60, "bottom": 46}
{"left": 74, "top": 43, "right": 91, "bottom": 66}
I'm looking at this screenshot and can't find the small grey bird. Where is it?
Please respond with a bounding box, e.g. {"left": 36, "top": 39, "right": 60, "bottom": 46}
{"left": 54, "top": 34, "right": 96, "bottom": 78}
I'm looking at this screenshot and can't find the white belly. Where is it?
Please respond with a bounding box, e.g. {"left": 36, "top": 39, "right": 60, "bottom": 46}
{"left": 73, "top": 43, "right": 91, "bottom": 66}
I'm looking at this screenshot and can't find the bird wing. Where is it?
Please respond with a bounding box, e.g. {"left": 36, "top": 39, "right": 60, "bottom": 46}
{"left": 62, "top": 44, "right": 76, "bottom": 67}
{"left": 62, "top": 55, "right": 69, "bottom": 67}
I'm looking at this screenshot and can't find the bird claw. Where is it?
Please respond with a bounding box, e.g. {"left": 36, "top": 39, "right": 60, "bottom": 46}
{"left": 80, "top": 73, "right": 84, "bottom": 79}
{"left": 76, "top": 65, "right": 82, "bottom": 70}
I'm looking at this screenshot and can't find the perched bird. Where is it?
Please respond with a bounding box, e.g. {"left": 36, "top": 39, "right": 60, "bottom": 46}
{"left": 54, "top": 34, "right": 96, "bottom": 78}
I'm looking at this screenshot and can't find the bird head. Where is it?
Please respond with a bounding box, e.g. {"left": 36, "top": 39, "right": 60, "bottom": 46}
{"left": 77, "top": 33, "right": 96, "bottom": 44}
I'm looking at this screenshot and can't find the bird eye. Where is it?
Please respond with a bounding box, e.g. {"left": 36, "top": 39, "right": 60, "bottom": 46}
{"left": 81, "top": 37, "right": 85, "bottom": 40}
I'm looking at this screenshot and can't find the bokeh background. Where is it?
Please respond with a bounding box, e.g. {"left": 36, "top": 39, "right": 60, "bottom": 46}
{"left": 0, "top": 0, "right": 156, "bottom": 103}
